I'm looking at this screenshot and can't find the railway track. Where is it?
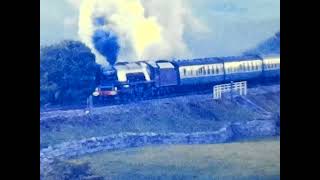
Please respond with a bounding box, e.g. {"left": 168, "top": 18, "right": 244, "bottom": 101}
{"left": 40, "top": 80, "right": 279, "bottom": 113}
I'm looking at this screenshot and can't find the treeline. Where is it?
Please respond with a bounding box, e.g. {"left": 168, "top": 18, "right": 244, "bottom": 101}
{"left": 40, "top": 40, "right": 100, "bottom": 107}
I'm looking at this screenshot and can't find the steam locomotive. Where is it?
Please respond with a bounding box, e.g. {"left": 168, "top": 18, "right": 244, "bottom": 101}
{"left": 93, "top": 54, "right": 280, "bottom": 100}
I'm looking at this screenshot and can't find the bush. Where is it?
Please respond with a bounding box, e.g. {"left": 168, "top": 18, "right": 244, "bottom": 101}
{"left": 40, "top": 40, "right": 100, "bottom": 106}
{"left": 44, "top": 159, "right": 98, "bottom": 180}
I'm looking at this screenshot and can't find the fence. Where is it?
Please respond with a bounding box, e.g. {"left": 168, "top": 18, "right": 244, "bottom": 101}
{"left": 213, "top": 81, "right": 247, "bottom": 100}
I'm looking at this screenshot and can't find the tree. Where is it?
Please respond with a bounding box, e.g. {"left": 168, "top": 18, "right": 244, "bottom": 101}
{"left": 40, "top": 40, "right": 100, "bottom": 106}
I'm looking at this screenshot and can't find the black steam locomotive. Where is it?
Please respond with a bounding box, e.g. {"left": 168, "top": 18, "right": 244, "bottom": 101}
{"left": 93, "top": 54, "right": 280, "bottom": 100}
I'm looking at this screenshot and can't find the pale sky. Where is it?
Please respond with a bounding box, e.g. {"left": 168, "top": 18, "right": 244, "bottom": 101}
{"left": 40, "top": 0, "right": 280, "bottom": 57}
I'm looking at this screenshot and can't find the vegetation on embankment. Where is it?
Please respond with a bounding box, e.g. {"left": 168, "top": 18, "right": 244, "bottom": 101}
{"left": 40, "top": 85, "right": 279, "bottom": 148}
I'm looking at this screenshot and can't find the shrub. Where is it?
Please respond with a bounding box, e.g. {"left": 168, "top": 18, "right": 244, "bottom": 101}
{"left": 44, "top": 159, "right": 102, "bottom": 180}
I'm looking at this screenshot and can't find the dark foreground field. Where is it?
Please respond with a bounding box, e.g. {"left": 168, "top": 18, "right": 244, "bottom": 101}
{"left": 65, "top": 137, "right": 280, "bottom": 180}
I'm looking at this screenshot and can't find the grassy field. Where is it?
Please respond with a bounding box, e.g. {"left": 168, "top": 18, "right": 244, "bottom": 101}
{"left": 41, "top": 91, "right": 279, "bottom": 148}
{"left": 69, "top": 137, "right": 280, "bottom": 180}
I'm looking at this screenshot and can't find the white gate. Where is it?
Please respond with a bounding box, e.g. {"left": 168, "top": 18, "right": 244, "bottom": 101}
{"left": 213, "top": 81, "right": 247, "bottom": 100}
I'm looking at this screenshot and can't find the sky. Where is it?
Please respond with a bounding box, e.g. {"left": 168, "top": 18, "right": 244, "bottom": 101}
{"left": 40, "top": 0, "right": 280, "bottom": 58}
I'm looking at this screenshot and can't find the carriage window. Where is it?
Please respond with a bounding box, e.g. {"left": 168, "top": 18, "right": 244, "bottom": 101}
{"left": 246, "top": 62, "right": 250, "bottom": 71}
{"left": 202, "top": 67, "right": 206, "bottom": 75}
{"left": 207, "top": 66, "right": 210, "bottom": 75}
{"left": 183, "top": 68, "right": 186, "bottom": 76}
{"left": 216, "top": 66, "right": 220, "bottom": 74}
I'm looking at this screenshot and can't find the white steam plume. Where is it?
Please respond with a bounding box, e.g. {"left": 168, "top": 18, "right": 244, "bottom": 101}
{"left": 78, "top": 0, "right": 208, "bottom": 65}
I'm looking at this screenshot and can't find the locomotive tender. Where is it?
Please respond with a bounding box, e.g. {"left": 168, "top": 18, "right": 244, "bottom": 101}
{"left": 93, "top": 54, "right": 280, "bottom": 99}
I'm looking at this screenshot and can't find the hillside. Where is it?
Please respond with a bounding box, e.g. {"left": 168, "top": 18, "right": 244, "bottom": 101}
{"left": 243, "top": 31, "right": 280, "bottom": 55}
{"left": 40, "top": 84, "right": 280, "bottom": 149}
{"left": 40, "top": 84, "right": 280, "bottom": 179}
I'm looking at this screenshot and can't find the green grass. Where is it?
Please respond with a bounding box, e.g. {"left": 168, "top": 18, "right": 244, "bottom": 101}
{"left": 69, "top": 138, "right": 280, "bottom": 180}
{"left": 41, "top": 92, "right": 279, "bottom": 148}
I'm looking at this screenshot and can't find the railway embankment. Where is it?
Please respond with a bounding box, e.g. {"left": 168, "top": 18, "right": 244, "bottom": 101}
{"left": 40, "top": 84, "right": 280, "bottom": 172}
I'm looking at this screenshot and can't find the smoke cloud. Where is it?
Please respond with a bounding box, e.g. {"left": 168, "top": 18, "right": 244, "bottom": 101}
{"left": 78, "top": 0, "right": 208, "bottom": 65}
{"left": 92, "top": 29, "right": 120, "bottom": 65}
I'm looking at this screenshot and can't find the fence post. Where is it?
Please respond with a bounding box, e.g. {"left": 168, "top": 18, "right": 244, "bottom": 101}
{"left": 230, "top": 81, "right": 234, "bottom": 102}
{"left": 86, "top": 95, "right": 93, "bottom": 116}
{"left": 244, "top": 81, "right": 247, "bottom": 95}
